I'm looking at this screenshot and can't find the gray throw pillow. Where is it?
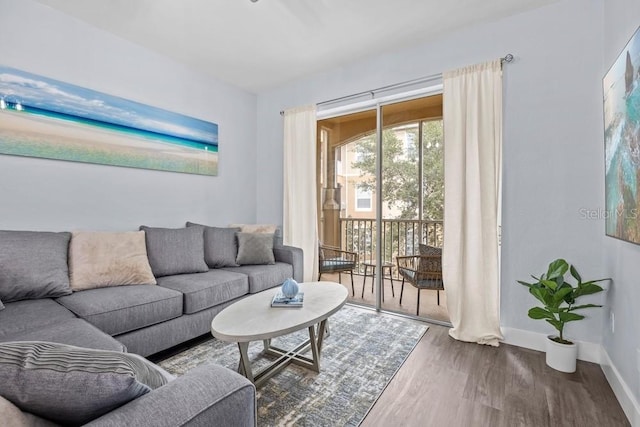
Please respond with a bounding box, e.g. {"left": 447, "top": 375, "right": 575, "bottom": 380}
{"left": 0, "top": 231, "right": 72, "bottom": 302}
{"left": 0, "top": 341, "right": 168, "bottom": 425}
{"left": 186, "top": 222, "right": 240, "bottom": 268}
{"left": 139, "top": 226, "right": 209, "bottom": 277}
{"left": 236, "top": 232, "right": 275, "bottom": 265}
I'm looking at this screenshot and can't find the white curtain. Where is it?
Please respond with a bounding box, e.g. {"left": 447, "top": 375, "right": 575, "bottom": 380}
{"left": 283, "top": 105, "right": 318, "bottom": 282}
{"left": 443, "top": 60, "right": 504, "bottom": 346}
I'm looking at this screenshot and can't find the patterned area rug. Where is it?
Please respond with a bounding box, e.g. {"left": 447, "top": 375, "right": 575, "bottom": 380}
{"left": 158, "top": 305, "right": 428, "bottom": 426}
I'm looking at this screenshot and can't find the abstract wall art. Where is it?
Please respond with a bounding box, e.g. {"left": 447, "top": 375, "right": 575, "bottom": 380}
{"left": 0, "top": 65, "right": 218, "bottom": 176}
{"left": 604, "top": 25, "right": 640, "bottom": 244}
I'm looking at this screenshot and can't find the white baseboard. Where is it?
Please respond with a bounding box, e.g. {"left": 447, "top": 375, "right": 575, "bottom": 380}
{"left": 500, "top": 327, "right": 601, "bottom": 363}
{"left": 501, "top": 327, "right": 639, "bottom": 426}
{"left": 601, "top": 348, "right": 640, "bottom": 427}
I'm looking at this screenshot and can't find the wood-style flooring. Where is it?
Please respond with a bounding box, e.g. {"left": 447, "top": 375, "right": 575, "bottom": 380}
{"left": 361, "top": 324, "right": 629, "bottom": 427}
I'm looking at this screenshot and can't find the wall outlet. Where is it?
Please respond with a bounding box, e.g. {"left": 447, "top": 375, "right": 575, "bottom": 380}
{"left": 610, "top": 311, "right": 615, "bottom": 334}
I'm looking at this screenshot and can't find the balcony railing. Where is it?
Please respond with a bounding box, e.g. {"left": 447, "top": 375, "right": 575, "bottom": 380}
{"left": 339, "top": 218, "right": 443, "bottom": 275}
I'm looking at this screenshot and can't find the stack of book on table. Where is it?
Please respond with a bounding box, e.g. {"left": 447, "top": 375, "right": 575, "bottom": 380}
{"left": 271, "top": 291, "right": 304, "bottom": 308}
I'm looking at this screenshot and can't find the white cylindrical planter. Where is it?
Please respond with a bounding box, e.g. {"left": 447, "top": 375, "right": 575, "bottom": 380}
{"left": 545, "top": 336, "right": 577, "bottom": 373}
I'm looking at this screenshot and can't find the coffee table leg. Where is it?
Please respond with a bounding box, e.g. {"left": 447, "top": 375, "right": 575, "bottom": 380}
{"left": 316, "top": 319, "right": 328, "bottom": 354}
{"left": 237, "top": 342, "right": 254, "bottom": 383}
{"left": 308, "top": 326, "right": 320, "bottom": 372}
{"left": 263, "top": 339, "right": 271, "bottom": 351}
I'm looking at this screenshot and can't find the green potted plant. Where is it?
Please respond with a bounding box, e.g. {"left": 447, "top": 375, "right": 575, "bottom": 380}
{"left": 517, "top": 258, "right": 607, "bottom": 373}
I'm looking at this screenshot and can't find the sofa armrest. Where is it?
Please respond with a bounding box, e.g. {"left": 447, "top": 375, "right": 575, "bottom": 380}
{"left": 85, "top": 364, "right": 256, "bottom": 427}
{"left": 273, "top": 245, "right": 304, "bottom": 282}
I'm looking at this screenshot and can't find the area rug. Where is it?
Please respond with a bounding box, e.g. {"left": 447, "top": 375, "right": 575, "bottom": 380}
{"left": 157, "top": 305, "right": 428, "bottom": 426}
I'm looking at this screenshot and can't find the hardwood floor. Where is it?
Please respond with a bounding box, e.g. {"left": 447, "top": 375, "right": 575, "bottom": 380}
{"left": 361, "top": 324, "right": 629, "bottom": 427}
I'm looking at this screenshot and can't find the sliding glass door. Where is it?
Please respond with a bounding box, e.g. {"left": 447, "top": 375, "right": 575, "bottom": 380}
{"left": 317, "top": 94, "right": 448, "bottom": 323}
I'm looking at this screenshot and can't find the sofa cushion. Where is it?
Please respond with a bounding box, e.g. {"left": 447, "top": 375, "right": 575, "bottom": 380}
{"left": 0, "top": 394, "right": 59, "bottom": 427}
{"left": 0, "top": 299, "right": 4, "bottom": 311}
{"left": 186, "top": 222, "right": 240, "bottom": 268}
{"left": 1, "top": 318, "right": 127, "bottom": 353}
{"left": 139, "top": 226, "right": 208, "bottom": 277}
{"left": 0, "top": 341, "right": 168, "bottom": 425}
{"left": 157, "top": 270, "right": 249, "bottom": 314}
{"left": 221, "top": 262, "right": 292, "bottom": 294}
{"left": 69, "top": 231, "right": 156, "bottom": 291}
{"left": 0, "top": 231, "right": 72, "bottom": 302}
{"left": 0, "top": 299, "right": 76, "bottom": 339}
{"left": 236, "top": 232, "right": 275, "bottom": 265}
{"left": 56, "top": 285, "right": 183, "bottom": 336}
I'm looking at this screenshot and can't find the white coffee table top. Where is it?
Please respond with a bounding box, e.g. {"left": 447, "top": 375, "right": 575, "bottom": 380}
{"left": 211, "top": 281, "right": 348, "bottom": 342}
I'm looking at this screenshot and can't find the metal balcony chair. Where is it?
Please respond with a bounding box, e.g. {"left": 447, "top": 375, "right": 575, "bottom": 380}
{"left": 396, "top": 245, "right": 444, "bottom": 316}
{"left": 318, "top": 244, "right": 358, "bottom": 296}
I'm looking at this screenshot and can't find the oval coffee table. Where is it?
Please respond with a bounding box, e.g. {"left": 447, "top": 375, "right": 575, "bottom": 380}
{"left": 211, "top": 281, "right": 348, "bottom": 387}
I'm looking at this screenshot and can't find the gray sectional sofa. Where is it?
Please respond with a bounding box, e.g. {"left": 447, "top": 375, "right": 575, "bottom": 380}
{"left": 0, "top": 224, "right": 303, "bottom": 426}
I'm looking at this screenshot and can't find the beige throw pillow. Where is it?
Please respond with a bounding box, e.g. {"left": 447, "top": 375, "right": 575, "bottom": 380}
{"left": 228, "top": 223, "right": 278, "bottom": 234}
{"left": 69, "top": 231, "right": 156, "bottom": 291}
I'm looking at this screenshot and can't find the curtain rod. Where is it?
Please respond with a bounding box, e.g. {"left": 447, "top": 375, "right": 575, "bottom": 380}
{"left": 326, "top": 54, "right": 517, "bottom": 104}
{"left": 279, "top": 53, "right": 514, "bottom": 116}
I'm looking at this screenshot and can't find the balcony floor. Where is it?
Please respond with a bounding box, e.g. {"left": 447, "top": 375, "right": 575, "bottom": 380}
{"left": 319, "top": 272, "right": 450, "bottom": 323}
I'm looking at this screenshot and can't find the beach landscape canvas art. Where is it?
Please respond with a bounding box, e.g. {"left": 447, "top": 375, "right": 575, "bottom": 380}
{"left": 604, "top": 25, "right": 640, "bottom": 244}
{"left": 0, "top": 65, "right": 218, "bottom": 176}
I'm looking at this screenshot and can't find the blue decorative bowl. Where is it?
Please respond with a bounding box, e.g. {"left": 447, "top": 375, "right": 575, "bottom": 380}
{"left": 281, "top": 278, "right": 299, "bottom": 298}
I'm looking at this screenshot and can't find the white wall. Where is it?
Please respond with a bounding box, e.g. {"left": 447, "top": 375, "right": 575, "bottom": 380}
{"left": 256, "top": 0, "right": 606, "bottom": 342}
{"left": 602, "top": 0, "right": 640, "bottom": 409}
{"left": 0, "top": 0, "right": 257, "bottom": 232}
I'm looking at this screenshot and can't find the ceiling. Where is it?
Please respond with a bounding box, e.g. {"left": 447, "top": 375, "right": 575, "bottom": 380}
{"left": 35, "top": 0, "right": 558, "bottom": 93}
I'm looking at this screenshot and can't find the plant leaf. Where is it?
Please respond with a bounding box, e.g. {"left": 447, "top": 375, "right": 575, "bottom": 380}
{"left": 529, "top": 287, "right": 550, "bottom": 306}
{"left": 547, "top": 259, "right": 569, "bottom": 279}
{"left": 552, "top": 287, "right": 573, "bottom": 303}
{"left": 517, "top": 280, "right": 533, "bottom": 288}
{"left": 563, "top": 292, "right": 576, "bottom": 305}
{"left": 528, "top": 307, "right": 555, "bottom": 320}
{"left": 570, "top": 304, "right": 603, "bottom": 311}
{"left": 569, "top": 265, "right": 582, "bottom": 284}
{"left": 545, "top": 318, "right": 563, "bottom": 333}
{"left": 558, "top": 312, "right": 584, "bottom": 322}
{"left": 575, "top": 283, "right": 604, "bottom": 297}
{"left": 541, "top": 279, "right": 558, "bottom": 290}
